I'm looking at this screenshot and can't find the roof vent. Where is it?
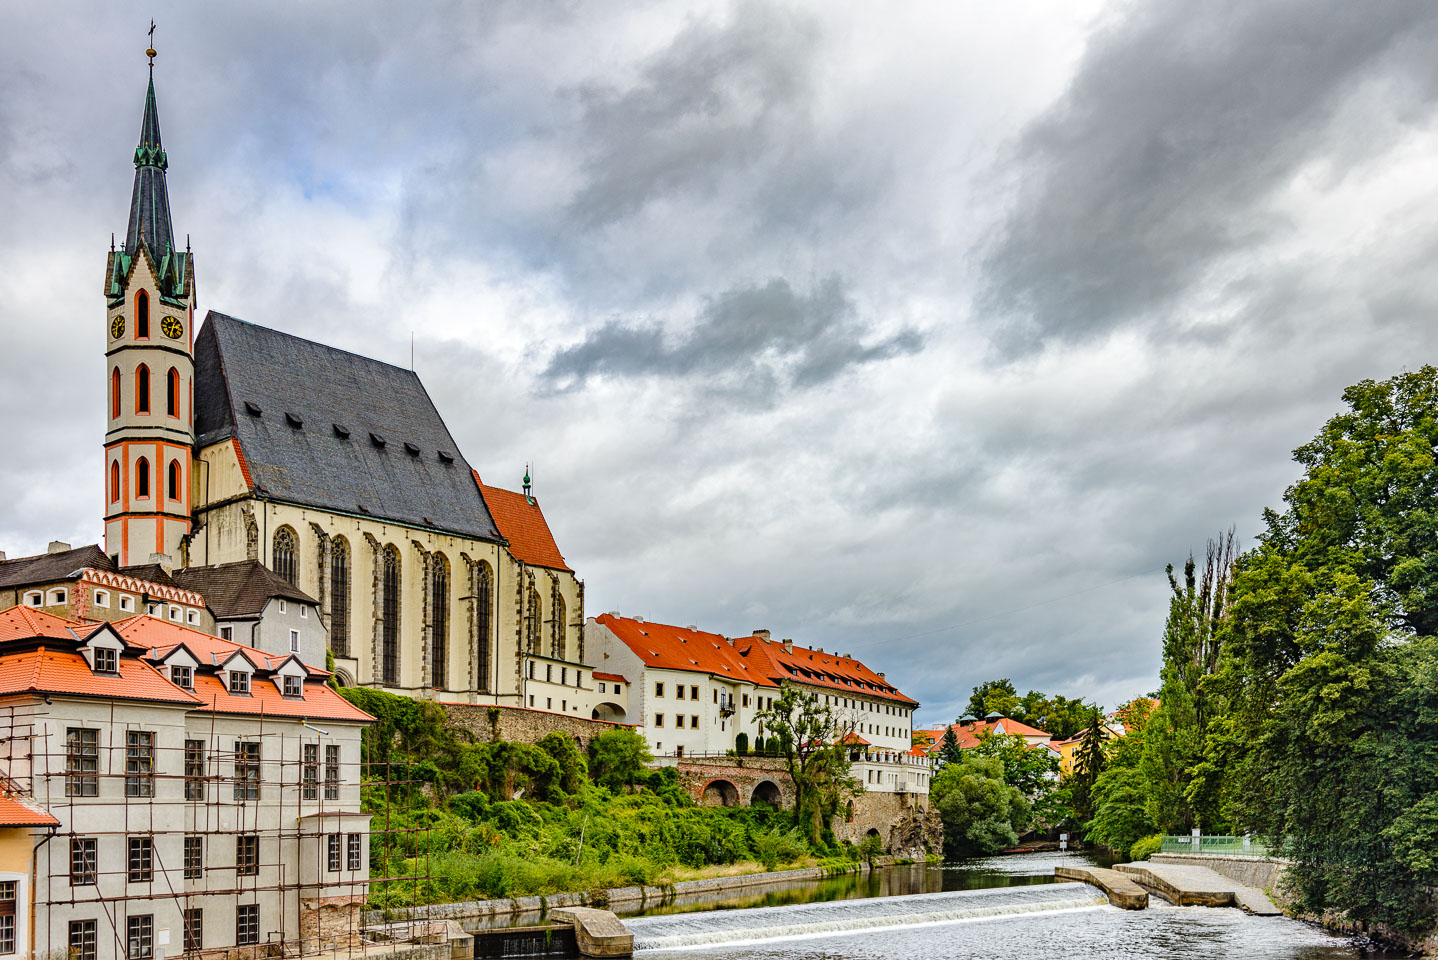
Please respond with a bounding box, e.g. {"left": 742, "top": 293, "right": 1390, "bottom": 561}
{"left": 404, "top": 442, "right": 420, "bottom": 456}
{"left": 437, "top": 450, "right": 454, "bottom": 463}
{"left": 686, "top": 624, "right": 698, "bottom": 631}
{"left": 333, "top": 424, "right": 351, "bottom": 439}
{"left": 634, "top": 616, "right": 644, "bottom": 623}
{"left": 244, "top": 401, "right": 262, "bottom": 416}
{"left": 607, "top": 610, "right": 620, "bottom": 617}
{"left": 284, "top": 412, "right": 303, "bottom": 428}
{"left": 47, "top": 541, "right": 72, "bottom": 554}
{"left": 369, "top": 433, "right": 386, "bottom": 448}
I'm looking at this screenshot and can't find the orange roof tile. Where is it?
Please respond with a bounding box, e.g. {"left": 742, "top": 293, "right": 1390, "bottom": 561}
{"left": 921, "top": 718, "right": 1053, "bottom": 754}
{"left": 593, "top": 671, "right": 628, "bottom": 683}
{"left": 0, "top": 606, "right": 100, "bottom": 643}
{"left": 733, "top": 636, "right": 917, "bottom": 705}
{"left": 0, "top": 647, "right": 201, "bottom": 705}
{"left": 114, "top": 616, "right": 320, "bottom": 672}
{"left": 0, "top": 794, "right": 59, "bottom": 827}
{"left": 187, "top": 672, "right": 373, "bottom": 723}
{"left": 477, "top": 478, "right": 571, "bottom": 571}
{"left": 839, "top": 731, "right": 870, "bottom": 746}
{"left": 596, "top": 615, "right": 776, "bottom": 686}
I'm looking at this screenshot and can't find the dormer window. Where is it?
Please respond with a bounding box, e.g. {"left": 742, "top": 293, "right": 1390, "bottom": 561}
{"left": 94, "top": 648, "right": 118, "bottom": 674}
{"left": 282, "top": 676, "right": 303, "bottom": 698}
{"left": 229, "top": 671, "right": 250, "bottom": 695}
{"left": 171, "top": 665, "right": 193, "bottom": 689}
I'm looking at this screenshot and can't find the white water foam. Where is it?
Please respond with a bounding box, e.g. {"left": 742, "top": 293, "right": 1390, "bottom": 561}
{"left": 628, "top": 884, "right": 1111, "bottom": 952}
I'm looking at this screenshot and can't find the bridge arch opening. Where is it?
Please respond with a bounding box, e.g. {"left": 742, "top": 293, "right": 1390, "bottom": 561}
{"left": 701, "top": 778, "right": 741, "bottom": 807}
{"left": 591, "top": 701, "right": 627, "bottom": 722}
{"left": 751, "top": 780, "right": 782, "bottom": 807}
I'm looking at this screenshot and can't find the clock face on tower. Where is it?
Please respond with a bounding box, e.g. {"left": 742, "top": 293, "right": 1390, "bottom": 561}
{"left": 161, "top": 315, "right": 184, "bottom": 340}
{"left": 110, "top": 316, "right": 125, "bottom": 339}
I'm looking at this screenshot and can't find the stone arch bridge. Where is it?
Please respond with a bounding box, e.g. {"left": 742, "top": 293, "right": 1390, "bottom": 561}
{"left": 670, "top": 756, "right": 796, "bottom": 808}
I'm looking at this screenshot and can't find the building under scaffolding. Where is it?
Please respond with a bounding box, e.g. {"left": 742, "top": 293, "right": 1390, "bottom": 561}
{"left": 0, "top": 605, "right": 382, "bottom": 960}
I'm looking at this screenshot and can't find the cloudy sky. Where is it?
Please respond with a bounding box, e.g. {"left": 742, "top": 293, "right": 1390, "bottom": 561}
{"left": 4, "top": 1, "right": 1438, "bottom": 726}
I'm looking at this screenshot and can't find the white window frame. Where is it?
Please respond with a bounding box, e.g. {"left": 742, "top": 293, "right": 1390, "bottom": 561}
{"left": 219, "top": 626, "right": 233, "bottom": 641}
{"left": 93, "top": 590, "right": 110, "bottom": 608}
{"left": 186, "top": 609, "right": 198, "bottom": 625}
{"left": 49, "top": 588, "right": 68, "bottom": 605}
{"left": 289, "top": 630, "right": 300, "bottom": 653}
{"left": 119, "top": 595, "right": 135, "bottom": 612}
{"left": 168, "top": 606, "right": 181, "bottom": 621}
{"left": 23, "top": 592, "right": 41, "bottom": 607}
{"left": 278, "top": 600, "right": 287, "bottom": 614}
{"left": 299, "top": 606, "right": 307, "bottom": 619}
{"left": 229, "top": 671, "right": 250, "bottom": 695}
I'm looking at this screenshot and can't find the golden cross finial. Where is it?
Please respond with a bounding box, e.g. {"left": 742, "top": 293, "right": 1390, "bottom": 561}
{"left": 146, "top": 21, "right": 157, "bottom": 66}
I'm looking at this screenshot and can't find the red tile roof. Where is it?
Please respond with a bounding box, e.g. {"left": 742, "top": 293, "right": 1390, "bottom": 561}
{"left": 477, "top": 478, "right": 571, "bottom": 571}
{"left": 918, "top": 718, "right": 1053, "bottom": 755}
{"left": 839, "top": 731, "right": 871, "bottom": 746}
{"left": 733, "top": 636, "right": 917, "bottom": 705}
{"left": 0, "top": 607, "right": 371, "bottom": 724}
{"left": 0, "top": 646, "right": 201, "bottom": 705}
{"left": 592, "top": 671, "right": 628, "bottom": 683}
{"left": 0, "top": 794, "right": 59, "bottom": 827}
{"left": 595, "top": 615, "right": 776, "bottom": 686}
{"left": 0, "top": 606, "right": 100, "bottom": 643}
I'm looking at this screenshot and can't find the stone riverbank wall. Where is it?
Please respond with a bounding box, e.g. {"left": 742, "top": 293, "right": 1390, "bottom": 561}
{"left": 366, "top": 857, "right": 911, "bottom": 926}
{"left": 1148, "top": 854, "right": 1287, "bottom": 895}
{"left": 442, "top": 703, "right": 632, "bottom": 745}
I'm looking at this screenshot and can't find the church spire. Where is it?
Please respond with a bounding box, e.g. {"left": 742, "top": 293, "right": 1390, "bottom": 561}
{"left": 126, "top": 70, "right": 176, "bottom": 271}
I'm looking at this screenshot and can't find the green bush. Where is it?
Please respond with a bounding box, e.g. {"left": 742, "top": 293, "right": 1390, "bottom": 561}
{"left": 1129, "top": 834, "right": 1163, "bottom": 861}
{"left": 735, "top": 732, "right": 749, "bottom": 755}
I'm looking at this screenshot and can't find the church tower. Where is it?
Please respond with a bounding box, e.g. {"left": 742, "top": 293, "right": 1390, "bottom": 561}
{"left": 103, "top": 51, "right": 196, "bottom": 567}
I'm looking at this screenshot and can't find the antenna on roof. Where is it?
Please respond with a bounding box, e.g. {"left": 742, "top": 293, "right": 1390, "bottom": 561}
{"left": 523, "top": 464, "right": 533, "bottom": 504}
{"left": 410, "top": 331, "right": 415, "bottom": 371}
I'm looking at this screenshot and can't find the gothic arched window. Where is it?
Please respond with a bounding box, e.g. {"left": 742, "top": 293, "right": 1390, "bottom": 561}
{"left": 135, "top": 457, "right": 150, "bottom": 499}
{"left": 430, "top": 554, "right": 449, "bottom": 689}
{"left": 330, "top": 537, "right": 350, "bottom": 657}
{"left": 273, "top": 527, "right": 298, "bottom": 585}
{"left": 524, "top": 579, "right": 541, "bottom": 654}
{"left": 111, "top": 369, "right": 121, "bottom": 418}
{"left": 135, "top": 290, "right": 149, "bottom": 339}
{"left": 167, "top": 460, "right": 181, "bottom": 502}
{"left": 475, "top": 561, "right": 492, "bottom": 693}
{"left": 110, "top": 461, "right": 120, "bottom": 503}
{"left": 550, "top": 582, "right": 566, "bottom": 661}
{"left": 382, "top": 546, "right": 401, "bottom": 685}
{"left": 166, "top": 367, "right": 179, "bottom": 417}
{"left": 135, "top": 364, "right": 150, "bottom": 414}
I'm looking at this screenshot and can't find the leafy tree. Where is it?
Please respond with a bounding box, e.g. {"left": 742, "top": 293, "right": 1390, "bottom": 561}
{"left": 1216, "top": 367, "right": 1438, "bottom": 935}
{"left": 972, "top": 730, "right": 1058, "bottom": 798}
{"left": 734, "top": 732, "right": 749, "bottom": 755}
{"left": 965, "top": 679, "right": 1019, "bottom": 719}
{"left": 1069, "top": 708, "right": 1108, "bottom": 822}
{"left": 1086, "top": 765, "right": 1158, "bottom": 856}
{"left": 1139, "top": 532, "right": 1236, "bottom": 833}
{"left": 756, "top": 683, "right": 859, "bottom": 843}
{"left": 587, "top": 729, "right": 653, "bottom": 793}
{"left": 938, "top": 726, "right": 964, "bottom": 766}
{"left": 931, "top": 755, "right": 1031, "bottom": 855}
{"left": 1014, "top": 691, "right": 1094, "bottom": 741}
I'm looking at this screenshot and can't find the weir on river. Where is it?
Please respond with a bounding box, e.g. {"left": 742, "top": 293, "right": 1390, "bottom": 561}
{"left": 622, "top": 884, "right": 1109, "bottom": 951}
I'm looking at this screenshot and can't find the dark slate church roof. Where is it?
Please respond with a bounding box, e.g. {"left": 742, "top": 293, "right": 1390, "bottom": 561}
{"left": 171, "top": 561, "right": 318, "bottom": 619}
{"left": 193, "top": 313, "right": 503, "bottom": 542}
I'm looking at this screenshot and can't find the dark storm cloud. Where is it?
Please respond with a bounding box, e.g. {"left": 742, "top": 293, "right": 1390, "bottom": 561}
{"left": 566, "top": 3, "right": 818, "bottom": 229}
{"left": 542, "top": 276, "right": 922, "bottom": 394}
{"left": 984, "top": 0, "right": 1438, "bottom": 353}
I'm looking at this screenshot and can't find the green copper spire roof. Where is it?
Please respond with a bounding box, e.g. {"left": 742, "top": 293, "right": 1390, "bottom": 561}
{"left": 124, "top": 72, "right": 181, "bottom": 294}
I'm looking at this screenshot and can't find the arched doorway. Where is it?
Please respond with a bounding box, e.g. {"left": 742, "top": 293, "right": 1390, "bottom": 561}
{"left": 751, "top": 780, "right": 782, "bottom": 807}
{"left": 591, "top": 702, "right": 627, "bottom": 722}
{"left": 701, "top": 779, "right": 740, "bottom": 807}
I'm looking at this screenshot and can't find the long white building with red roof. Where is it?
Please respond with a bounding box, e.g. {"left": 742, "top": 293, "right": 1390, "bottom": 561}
{"left": 0, "top": 604, "right": 374, "bottom": 960}
{"left": 585, "top": 614, "right": 931, "bottom": 794}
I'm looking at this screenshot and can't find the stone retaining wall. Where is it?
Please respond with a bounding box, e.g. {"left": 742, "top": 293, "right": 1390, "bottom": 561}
{"left": 366, "top": 857, "right": 907, "bottom": 926}
{"left": 442, "top": 703, "right": 630, "bottom": 746}
{"left": 1149, "top": 854, "right": 1288, "bottom": 893}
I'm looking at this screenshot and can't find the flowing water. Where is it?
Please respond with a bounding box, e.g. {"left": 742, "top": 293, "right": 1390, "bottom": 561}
{"left": 612, "top": 853, "right": 1403, "bottom": 959}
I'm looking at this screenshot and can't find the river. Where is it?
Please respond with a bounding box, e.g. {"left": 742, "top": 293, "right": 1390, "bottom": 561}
{"left": 611, "top": 853, "right": 1403, "bottom": 958}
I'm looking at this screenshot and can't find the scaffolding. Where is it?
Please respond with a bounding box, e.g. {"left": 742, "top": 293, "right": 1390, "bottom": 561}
{"left": 0, "top": 701, "right": 449, "bottom": 960}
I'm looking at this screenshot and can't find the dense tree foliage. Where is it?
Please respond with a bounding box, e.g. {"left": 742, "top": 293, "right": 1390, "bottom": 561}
{"left": 1086, "top": 367, "right": 1438, "bottom": 937}
{"left": 931, "top": 754, "right": 1031, "bottom": 855}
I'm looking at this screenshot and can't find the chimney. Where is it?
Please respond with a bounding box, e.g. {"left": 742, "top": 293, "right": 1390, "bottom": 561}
{"left": 0, "top": 551, "right": 7, "bottom": 561}
{"left": 686, "top": 625, "right": 698, "bottom": 631}
{"left": 150, "top": 552, "right": 174, "bottom": 575}
{"left": 47, "top": 541, "right": 71, "bottom": 554}
{"left": 753, "top": 629, "right": 771, "bottom": 641}
{"left": 782, "top": 638, "right": 793, "bottom": 654}
{"left": 725, "top": 636, "right": 735, "bottom": 646}
{"left": 607, "top": 610, "right": 620, "bottom": 617}
{"left": 633, "top": 615, "right": 644, "bottom": 623}
{"left": 879, "top": 672, "right": 886, "bottom": 680}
